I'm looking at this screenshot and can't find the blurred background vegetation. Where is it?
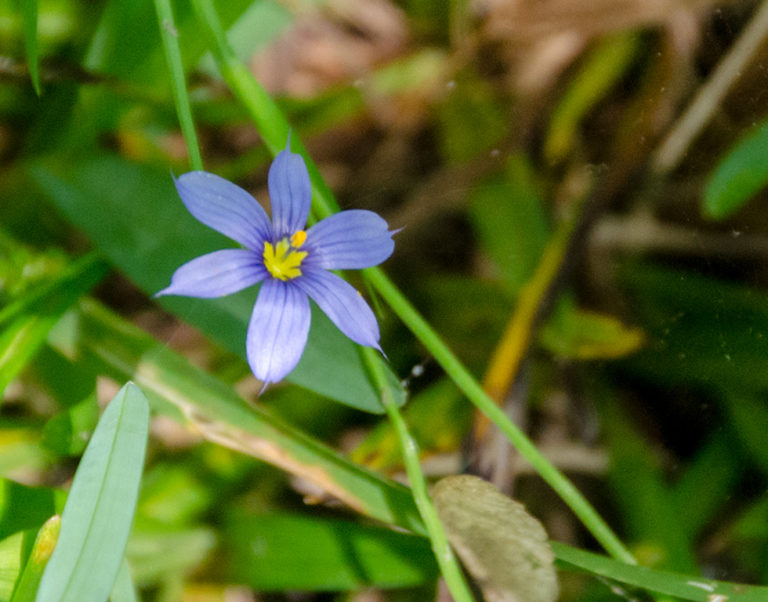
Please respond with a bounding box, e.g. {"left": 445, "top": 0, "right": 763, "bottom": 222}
{"left": 3, "top": 0, "right": 768, "bottom": 599}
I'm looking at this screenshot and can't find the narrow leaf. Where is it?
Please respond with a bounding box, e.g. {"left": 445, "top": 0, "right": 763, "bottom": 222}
{"left": 61, "top": 298, "right": 424, "bottom": 535}
{"left": 35, "top": 383, "right": 150, "bottom": 602}
{"left": 0, "top": 254, "right": 108, "bottom": 399}
{"left": 554, "top": 542, "right": 768, "bottom": 601}
{"left": 10, "top": 515, "right": 60, "bottom": 602}
{"left": 704, "top": 118, "right": 768, "bottom": 219}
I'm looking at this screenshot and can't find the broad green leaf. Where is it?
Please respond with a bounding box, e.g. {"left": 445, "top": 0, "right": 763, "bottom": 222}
{"left": 704, "top": 118, "right": 768, "bottom": 219}
{"left": 9, "top": 516, "right": 59, "bottom": 602}
{"left": 29, "top": 155, "right": 405, "bottom": 413}
{"left": 225, "top": 512, "right": 437, "bottom": 591}
{"left": 432, "top": 475, "right": 558, "bottom": 602}
{"left": 0, "top": 480, "right": 59, "bottom": 542}
{"left": 57, "top": 298, "right": 424, "bottom": 535}
{"left": 35, "top": 383, "right": 150, "bottom": 602}
{"left": 20, "top": 0, "right": 40, "bottom": 95}
{"left": 554, "top": 542, "right": 768, "bottom": 601}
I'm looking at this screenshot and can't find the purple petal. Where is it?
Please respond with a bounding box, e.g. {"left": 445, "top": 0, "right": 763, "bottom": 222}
{"left": 155, "top": 249, "right": 266, "bottom": 298}
{"left": 175, "top": 171, "right": 271, "bottom": 250}
{"left": 304, "top": 210, "right": 395, "bottom": 270}
{"left": 295, "top": 269, "right": 380, "bottom": 349}
{"left": 268, "top": 144, "right": 311, "bottom": 239}
{"left": 246, "top": 279, "right": 311, "bottom": 384}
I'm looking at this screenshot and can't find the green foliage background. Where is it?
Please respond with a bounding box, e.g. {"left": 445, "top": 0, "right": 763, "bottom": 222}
{"left": 3, "top": 0, "right": 768, "bottom": 600}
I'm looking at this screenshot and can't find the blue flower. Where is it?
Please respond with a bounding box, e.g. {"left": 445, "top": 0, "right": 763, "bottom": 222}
{"left": 156, "top": 140, "right": 395, "bottom": 386}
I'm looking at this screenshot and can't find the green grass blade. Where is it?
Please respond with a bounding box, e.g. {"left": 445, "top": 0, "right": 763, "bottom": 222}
{"left": 0, "top": 255, "right": 108, "bottom": 399}
{"left": 35, "top": 383, "right": 150, "bottom": 602}
{"left": 20, "top": 0, "right": 41, "bottom": 95}
{"left": 553, "top": 542, "right": 768, "bottom": 601}
{"left": 190, "top": 0, "right": 632, "bottom": 563}
{"left": 362, "top": 347, "right": 474, "bottom": 602}
{"left": 152, "top": 0, "right": 203, "bottom": 171}
{"left": 67, "top": 298, "right": 425, "bottom": 535}
{"left": 9, "top": 516, "right": 60, "bottom": 602}
{"left": 0, "top": 253, "right": 107, "bottom": 329}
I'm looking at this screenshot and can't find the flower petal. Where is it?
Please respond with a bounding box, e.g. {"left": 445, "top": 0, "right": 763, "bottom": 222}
{"left": 155, "top": 249, "right": 266, "bottom": 298}
{"left": 268, "top": 144, "right": 311, "bottom": 239}
{"left": 175, "top": 171, "right": 271, "bottom": 250}
{"left": 304, "top": 210, "right": 395, "bottom": 270}
{"left": 295, "top": 269, "right": 380, "bottom": 350}
{"left": 246, "top": 279, "right": 311, "bottom": 384}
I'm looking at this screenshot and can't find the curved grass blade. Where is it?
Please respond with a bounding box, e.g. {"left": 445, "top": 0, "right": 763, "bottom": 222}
{"left": 10, "top": 515, "right": 60, "bottom": 602}
{"left": 35, "top": 383, "right": 150, "bottom": 602}
{"left": 152, "top": 0, "right": 203, "bottom": 171}
{"left": 554, "top": 542, "right": 768, "bottom": 601}
{"left": 66, "top": 298, "right": 424, "bottom": 535}
{"left": 0, "top": 255, "right": 108, "bottom": 399}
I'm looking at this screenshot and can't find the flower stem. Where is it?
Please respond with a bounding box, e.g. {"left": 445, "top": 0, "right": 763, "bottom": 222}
{"left": 363, "top": 267, "right": 638, "bottom": 566}
{"left": 152, "top": 0, "right": 203, "bottom": 171}
{"left": 189, "top": 0, "right": 635, "bottom": 565}
{"left": 361, "top": 348, "right": 475, "bottom": 602}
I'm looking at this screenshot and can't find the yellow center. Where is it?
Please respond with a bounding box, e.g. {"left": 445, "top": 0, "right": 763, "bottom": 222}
{"left": 263, "top": 231, "right": 308, "bottom": 281}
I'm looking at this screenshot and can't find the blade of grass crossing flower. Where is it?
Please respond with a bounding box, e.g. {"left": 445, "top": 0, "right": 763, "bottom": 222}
{"left": 21, "top": 0, "right": 41, "bottom": 95}
{"left": 187, "top": 0, "right": 632, "bottom": 564}
{"left": 9, "top": 516, "right": 60, "bottom": 602}
{"left": 190, "top": 0, "right": 339, "bottom": 220}
{"left": 361, "top": 347, "right": 475, "bottom": 602}
{"left": 363, "top": 267, "right": 637, "bottom": 566}
{"left": 66, "top": 298, "right": 426, "bottom": 535}
{"left": 153, "top": 0, "right": 203, "bottom": 171}
{"left": 35, "top": 383, "right": 150, "bottom": 602}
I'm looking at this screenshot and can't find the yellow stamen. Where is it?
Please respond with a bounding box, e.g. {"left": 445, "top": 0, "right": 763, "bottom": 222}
{"left": 291, "top": 230, "right": 307, "bottom": 248}
{"left": 263, "top": 236, "right": 308, "bottom": 281}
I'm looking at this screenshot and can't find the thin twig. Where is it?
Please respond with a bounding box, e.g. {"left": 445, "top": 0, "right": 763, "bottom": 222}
{"left": 652, "top": 0, "right": 768, "bottom": 174}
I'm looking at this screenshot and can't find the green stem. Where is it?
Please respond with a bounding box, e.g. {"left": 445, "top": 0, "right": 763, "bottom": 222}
{"left": 152, "top": 0, "right": 203, "bottom": 171}
{"left": 361, "top": 348, "right": 474, "bottom": 602}
{"left": 190, "top": 0, "right": 634, "bottom": 565}
{"left": 363, "top": 267, "right": 637, "bottom": 566}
